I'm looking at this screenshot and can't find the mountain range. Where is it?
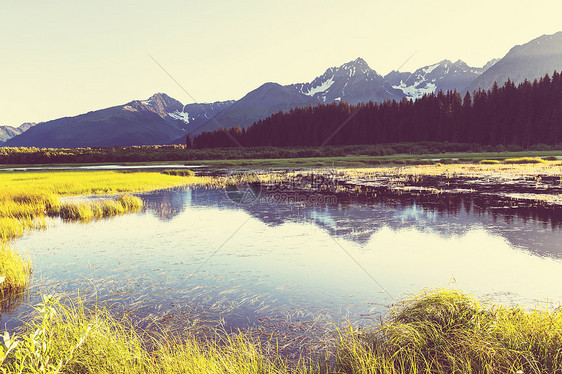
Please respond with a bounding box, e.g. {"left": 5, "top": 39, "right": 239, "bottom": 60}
{"left": 4, "top": 31, "right": 562, "bottom": 148}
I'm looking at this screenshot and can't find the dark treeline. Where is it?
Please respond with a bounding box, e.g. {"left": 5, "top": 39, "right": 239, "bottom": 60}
{"left": 193, "top": 71, "right": 562, "bottom": 148}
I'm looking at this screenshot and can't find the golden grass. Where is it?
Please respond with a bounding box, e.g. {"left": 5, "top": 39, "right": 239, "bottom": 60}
{"left": 2, "top": 291, "right": 560, "bottom": 373}
{"left": 0, "top": 296, "right": 312, "bottom": 374}
{"left": 0, "top": 244, "right": 30, "bottom": 297}
{"left": 0, "top": 170, "right": 209, "bottom": 295}
{"left": 335, "top": 289, "right": 562, "bottom": 374}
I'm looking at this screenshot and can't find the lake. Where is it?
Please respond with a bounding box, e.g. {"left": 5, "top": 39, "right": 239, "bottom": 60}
{"left": 3, "top": 185, "right": 562, "bottom": 347}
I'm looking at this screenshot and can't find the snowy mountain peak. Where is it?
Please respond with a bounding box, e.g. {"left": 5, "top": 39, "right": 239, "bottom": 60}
{"left": 386, "top": 59, "right": 484, "bottom": 99}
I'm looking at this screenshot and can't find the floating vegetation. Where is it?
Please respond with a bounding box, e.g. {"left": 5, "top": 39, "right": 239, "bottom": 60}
{"left": 479, "top": 159, "right": 501, "bottom": 164}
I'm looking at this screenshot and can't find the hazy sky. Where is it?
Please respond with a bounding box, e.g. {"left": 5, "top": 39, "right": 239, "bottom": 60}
{"left": 1, "top": 0, "right": 561, "bottom": 125}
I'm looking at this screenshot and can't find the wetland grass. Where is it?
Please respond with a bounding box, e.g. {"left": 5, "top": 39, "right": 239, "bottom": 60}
{"left": 0, "top": 170, "right": 208, "bottom": 295}
{"left": 2, "top": 290, "right": 561, "bottom": 373}
{"left": 334, "top": 289, "right": 562, "bottom": 374}
{"left": 504, "top": 157, "right": 547, "bottom": 164}
{"left": 0, "top": 297, "right": 311, "bottom": 374}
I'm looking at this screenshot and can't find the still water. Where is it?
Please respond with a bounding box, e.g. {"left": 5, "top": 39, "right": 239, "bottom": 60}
{"left": 4, "top": 187, "right": 562, "bottom": 333}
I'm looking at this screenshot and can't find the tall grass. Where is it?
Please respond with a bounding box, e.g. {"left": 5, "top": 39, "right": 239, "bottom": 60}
{"left": 335, "top": 289, "right": 562, "bottom": 373}
{"left": 0, "top": 244, "right": 30, "bottom": 297}
{"left": 0, "top": 297, "right": 312, "bottom": 374}
{"left": 1, "top": 291, "right": 561, "bottom": 373}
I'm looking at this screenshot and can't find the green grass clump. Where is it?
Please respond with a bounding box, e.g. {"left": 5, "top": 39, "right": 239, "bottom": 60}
{"left": 503, "top": 157, "right": 547, "bottom": 164}
{"left": 0, "top": 297, "right": 310, "bottom": 374}
{"left": 59, "top": 203, "right": 95, "bottom": 222}
{"left": 115, "top": 195, "right": 143, "bottom": 211}
{"left": 59, "top": 195, "right": 143, "bottom": 222}
{"left": 335, "top": 289, "right": 562, "bottom": 374}
{"left": 0, "top": 244, "right": 30, "bottom": 297}
{"left": 161, "top": 169, "right": 195, "bottom": 177}
{"left": 479, "top": 159, "right": 501, "bottom": 164}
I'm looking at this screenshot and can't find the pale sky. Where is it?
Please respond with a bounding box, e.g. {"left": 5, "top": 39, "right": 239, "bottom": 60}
{"left": 1, "top": 0, "right": 561, "bottom": 126}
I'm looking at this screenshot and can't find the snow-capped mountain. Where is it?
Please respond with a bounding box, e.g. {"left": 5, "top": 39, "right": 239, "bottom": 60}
{"left": 291, "top": 57, "right": 403, "bottom": 104}
{"left": 192, "top": 58, "right": 404, "bottom": 134}
{"left": 5, "top": 94, "right": 234, "bottom": 148}
{"left": 6, "top": 31, "right": 562, "bottom": 148}
{"left": 135, "top": 93, "right": 234, "bottom": 133}
{"left": 0, "top": 122, "right": 36, "bottom": 143}
{"left": 385, "top": 59, "right": 496, "bottom": 99}
{"left": 467, "top": 31, "right": 562, "bottom": 92}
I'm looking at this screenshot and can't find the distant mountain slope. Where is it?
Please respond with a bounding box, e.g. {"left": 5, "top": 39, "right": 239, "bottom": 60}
{"left": 194, "top": 58, "right": 403, "bottom": 134}
{"left": 385, "top": 59, "right": 495, "bottom": 99}
{"left": 5, "top": 94, "right": 233, "bottom": 148}
{"left": 466, "top": 31, "right": 562, "bottom": 92}
{"left": 192, "top": 83, "right": 317, "bottom": 134}
{"left": 0, "top": 122, "right": 36, "bottom": 143}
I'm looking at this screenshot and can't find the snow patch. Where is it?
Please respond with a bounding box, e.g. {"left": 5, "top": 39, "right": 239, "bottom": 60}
{"left": 168, "top": 111, "right": 190, "bottom": 123}
{"left": 423, "top": 63, "right": 440, "bottom": 75}
{"left": 304, "top": 77, "right": 335, "bottom": 97}
{"left": 392, "top": 82, "right": 437, "bottom": 99}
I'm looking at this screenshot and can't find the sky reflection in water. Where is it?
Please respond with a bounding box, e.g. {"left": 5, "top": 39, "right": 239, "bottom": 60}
{"left": 5, "top": 187, "right": 562, "bottom": 331}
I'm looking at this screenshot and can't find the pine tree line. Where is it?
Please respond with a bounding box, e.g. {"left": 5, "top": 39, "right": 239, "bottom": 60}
{"left": 193, "top": 71, "right": 562, "bottom": 148}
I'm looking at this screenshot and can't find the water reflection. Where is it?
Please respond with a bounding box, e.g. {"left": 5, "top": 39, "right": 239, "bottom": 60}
{"left": 3, "top": 187, "right": 562, "bottom": 338}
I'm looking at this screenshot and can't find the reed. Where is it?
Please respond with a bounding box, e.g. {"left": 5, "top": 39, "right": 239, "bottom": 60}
{"left": 2, "top": 290, "right": 561, "bottom": 373}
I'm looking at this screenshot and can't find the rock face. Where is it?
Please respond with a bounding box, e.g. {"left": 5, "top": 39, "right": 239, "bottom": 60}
{"left": 466, "top": 31, "right": 562, "bottom": 92}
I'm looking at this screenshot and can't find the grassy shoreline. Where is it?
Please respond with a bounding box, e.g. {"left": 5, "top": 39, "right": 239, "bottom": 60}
{"left": 0, "top": 170, "right": 212, "bottom": 295}
{"left": 1, "top": 290, "right": 560, "bottom": 373}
